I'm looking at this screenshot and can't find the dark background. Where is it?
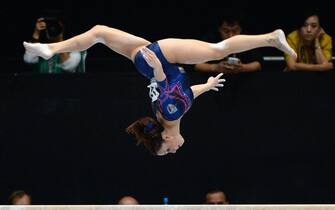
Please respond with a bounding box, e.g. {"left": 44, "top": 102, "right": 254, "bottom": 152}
{"left": 0, "top": 0, "right": 335, "bottom": 205}
{"left": 2, "top": 0, "right": 335, "bottom": 72}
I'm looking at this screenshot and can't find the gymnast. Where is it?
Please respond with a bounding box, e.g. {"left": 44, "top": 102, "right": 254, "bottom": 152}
{"left": 23, "top": 25, "right": 297, "bottom": 156}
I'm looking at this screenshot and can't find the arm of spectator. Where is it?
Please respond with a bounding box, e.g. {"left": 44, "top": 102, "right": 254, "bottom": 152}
{"left": 285, "top": 57, "right": 333, "bottom": 71}
{"left": 195, "top": 63, "right": 219, "bottom": 72}
{"left": 314, "top": 28, "right": 332, "bottom": 65}
{"left": 233, "top": 61, "right": 261, "bottom": 72}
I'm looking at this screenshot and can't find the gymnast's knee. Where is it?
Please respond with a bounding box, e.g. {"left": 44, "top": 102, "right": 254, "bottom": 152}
{"left": 210, "top": 42, "right": 229, "bottom": 60}
{"left": 90, "top": 25, "right": 109, "bottom": 44}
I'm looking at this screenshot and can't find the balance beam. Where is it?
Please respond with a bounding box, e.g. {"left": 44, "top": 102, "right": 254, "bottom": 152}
{"left": 1, "top": 205, "right": 335, "bottom": 210}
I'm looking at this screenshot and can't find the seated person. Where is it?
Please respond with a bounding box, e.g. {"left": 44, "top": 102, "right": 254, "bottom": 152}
{"left": 8, "top": 190, "right": 31, "bottom": 205}
{"left": 117, "top": 195, "right": 139, "bottom": 205}
{"left": 195, "top": 11, "right": 263, "bottom": 73}
{"left": 24, "top": 17, "right": 86, "bottom": 73}
{"left": 284, "top": 9, "right": 333, "bottom": 71}
{"left": 205, "top": 189, "right": 229, "bottom": 204}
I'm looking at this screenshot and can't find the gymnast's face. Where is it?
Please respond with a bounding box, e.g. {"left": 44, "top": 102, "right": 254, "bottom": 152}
{"left": 300, "top": 15, "right": 321, "bottom": 42}
{"left": 156, "top": 133, "right": 184, "bottom": 156}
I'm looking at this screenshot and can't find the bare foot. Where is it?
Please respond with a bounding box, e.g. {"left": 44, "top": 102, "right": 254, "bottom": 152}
{"left": 23, "top": 42, "right": 53, "bottom": 60}
{"left": 269, "top": 29, "right": 297, "bottom": 60}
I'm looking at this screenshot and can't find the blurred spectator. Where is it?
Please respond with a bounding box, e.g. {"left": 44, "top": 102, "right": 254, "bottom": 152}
{"left": 8, "top": 190, "right": 31, "bottom": 205}
{"left": 117, "top": 195, "right": 139, "bottom": 205}
{"left": 284, "top": 8, "right": 333, "bottom": 71}
{"left": 195, "top": 10, "right": 263, "bottom": 74}
{"left": 205, "top": 189, "right": 229, "bottom": 204}
{"left": 23, "top": 15, "right": 86, "bottom": 73}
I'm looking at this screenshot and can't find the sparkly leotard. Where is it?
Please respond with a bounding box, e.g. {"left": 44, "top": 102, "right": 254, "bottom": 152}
{"left": 134, "top": 42, "right": 193, "bottom": 121}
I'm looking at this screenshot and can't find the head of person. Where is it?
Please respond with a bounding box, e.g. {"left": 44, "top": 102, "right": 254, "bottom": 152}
{"left": 205, "top": 189, "right": 229, "bottom": 205}
{"left": 8, "top": 190, "right": 31, "bottom": 205}
{"left": 218, "top": 11, "right": 243, "bottom": 39}
{"left": 126, "top": 116, "right": 184, "bottom": 156}
{"left": 299, "top": 8, "right": 322, "bottom": 43}
{"left": 118, "top": 195, "right": 139, "bottom": 205}
{"left": 40, "top": 17, "right": 64, "bottom": 43}
{"left": 39, "top": 9, "right": 65, "bottom": 43}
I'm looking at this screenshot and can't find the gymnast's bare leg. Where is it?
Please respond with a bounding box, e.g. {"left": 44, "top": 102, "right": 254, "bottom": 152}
{"left": 23, "top": 25, "right": 151, "bottom": 61}
{"left": 23, "top": 25, "right": 296, "bottom": 64}
{"left": 158, "top": 29, "right": 296, "bottom": 63}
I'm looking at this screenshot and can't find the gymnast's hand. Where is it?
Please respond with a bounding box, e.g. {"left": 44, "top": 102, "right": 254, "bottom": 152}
{"left": 141, "top": 47, "right": 166, "bottom": 81}
{"left": 141, "top": 47, "right": 162, "bottom": 70}
{"left": 206, "top": 73, "right": 226, "bottom": 91}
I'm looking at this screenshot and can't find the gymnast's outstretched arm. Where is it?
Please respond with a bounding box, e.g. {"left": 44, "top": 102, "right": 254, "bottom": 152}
{"left": 140, "top": 47, "right": 166, "bottom": 82}
{"left": 191, "top": 73, "right": 225, "bottom": 99}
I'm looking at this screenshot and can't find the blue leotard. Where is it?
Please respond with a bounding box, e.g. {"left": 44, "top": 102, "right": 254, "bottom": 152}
{"left": 134, "top": 42, "right": 194, "bottom": 121}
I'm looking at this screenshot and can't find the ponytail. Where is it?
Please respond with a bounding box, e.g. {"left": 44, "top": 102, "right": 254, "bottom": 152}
{"left": 126, "top": 117, "right": 164, "bottom": 155}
